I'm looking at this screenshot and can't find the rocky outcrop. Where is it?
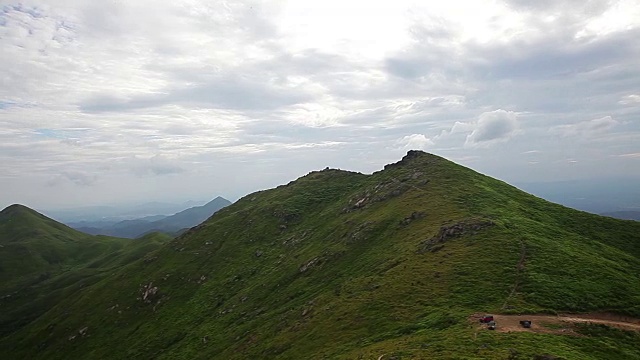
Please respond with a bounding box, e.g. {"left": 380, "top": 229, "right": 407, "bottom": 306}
{"left": 68, "top": 326, "right": 89, "bottom": 341}
{"left": 419, "top": 219, "right": 495, "bottom": 253}
{"left": 139, "top": 282, "right": 159, "bottom": 304}
{"left": 299, "top": 257, "right": 320, "bottom": 273}
{"left": 383, "top": 150, "right": 434, "bottom": 170}
{"left": 400, "top": 212, "right": 425, "bottom": 226}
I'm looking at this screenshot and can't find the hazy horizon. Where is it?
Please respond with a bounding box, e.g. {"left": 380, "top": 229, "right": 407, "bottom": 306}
{"left": 5, "top": 163, "right": 639, "bottom": 219}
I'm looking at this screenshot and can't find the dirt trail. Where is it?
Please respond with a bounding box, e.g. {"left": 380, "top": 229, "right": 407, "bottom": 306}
{"left": 501, "top": 239, "right": 526, "bottom": 310}
{"left": 471, "top": 313, "right": 640, "bottom": 335}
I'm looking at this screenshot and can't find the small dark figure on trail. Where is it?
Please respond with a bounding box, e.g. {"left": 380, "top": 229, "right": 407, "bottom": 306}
{"left": 519, "top": 320, "right": 532, "bottom": 328}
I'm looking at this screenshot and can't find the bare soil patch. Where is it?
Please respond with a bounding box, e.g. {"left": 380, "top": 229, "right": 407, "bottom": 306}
{"left": 470, "top": 313, "right": 640, "bottom": 335}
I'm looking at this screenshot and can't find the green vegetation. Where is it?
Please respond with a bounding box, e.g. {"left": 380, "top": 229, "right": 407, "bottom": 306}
{"left": 1, "top": 151, "right": 639, "bottom": 359}
{"left": 0, "top": 206, "right": 170, "bottom": 339}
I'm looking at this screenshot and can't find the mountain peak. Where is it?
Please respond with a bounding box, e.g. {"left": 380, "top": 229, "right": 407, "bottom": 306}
{"left": 0, "top": 205, "right": 78, "bottom": 233}
{"left": 0, "top": 204, "right": 42, "bottom": 220}
{"left": 403, "top": 149, "right": 430, "bottom": 159}
{"left": 383, "top": 150, "right": 445, "bottom": 171}
{"left": 1, "top": 203, "right": 29, "bottom": 213}
{"left": 204, "top": 196, "right": 232, "bottom": 208}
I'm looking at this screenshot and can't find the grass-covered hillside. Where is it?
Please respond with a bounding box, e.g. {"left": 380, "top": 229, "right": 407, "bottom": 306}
{"left": 0, "top": 205, "right": 170, "bottom": 341}
{"left": 1, "top": 151, "right": 639, "bottom": 359}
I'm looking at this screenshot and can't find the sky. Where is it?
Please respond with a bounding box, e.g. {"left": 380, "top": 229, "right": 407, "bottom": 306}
{"left": 1, "top": 0, "right": 639, "bottom": 210}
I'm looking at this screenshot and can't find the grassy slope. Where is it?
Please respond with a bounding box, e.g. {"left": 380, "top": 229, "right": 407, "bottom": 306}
{"left": 0, "top": 206, "right": 171, "bottom": 340}
{"left": 2, "top": 151, "right": 640, "bottom": 359}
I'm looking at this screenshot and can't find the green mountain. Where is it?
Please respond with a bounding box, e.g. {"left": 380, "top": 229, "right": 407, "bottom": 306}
{"left": 0, "top": 204, "right": 121, "bottom": 285}
{"left": 1, "top": 151, "right": 639, "bottom": 359}
{"left": 0, "top": 205, "right": 170, "bottom": 341}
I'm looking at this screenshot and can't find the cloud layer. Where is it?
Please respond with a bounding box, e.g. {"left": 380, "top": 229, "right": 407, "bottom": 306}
{"left": 1, "top": 0, "right": 639, "bottom": 208}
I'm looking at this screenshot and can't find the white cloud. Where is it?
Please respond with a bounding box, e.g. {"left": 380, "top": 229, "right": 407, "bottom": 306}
{"left": 616, "top": 153, "right": 640, "bottom": 159}
{"left": 551, "top": 116, "right": 619, "bottom": 137}
{"left": 451, "top": 121, "right": 476, "bottom": 134}
{"left": 397, "top": 134, "right": 434, "bottom": 150}
{"left": 129, "top": 155, "right": 187, "bottom": 177}
{"left": 619, "top": 94, "right": 640, "bottom": 105}
{"left": 465, "top": 110, "right": 518, "bottom": 147}
{"left": 47, "top": 171, "right": 98, "bottom": 187}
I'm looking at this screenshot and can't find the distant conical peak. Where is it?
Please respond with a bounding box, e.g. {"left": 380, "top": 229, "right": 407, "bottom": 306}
{"left": 205, "top": 197, "right": 231, "bottom": 206}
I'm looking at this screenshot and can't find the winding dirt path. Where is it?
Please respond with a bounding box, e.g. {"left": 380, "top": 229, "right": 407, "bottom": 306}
{"left": 470, "top": 313, "right": 640, "bottom": 335}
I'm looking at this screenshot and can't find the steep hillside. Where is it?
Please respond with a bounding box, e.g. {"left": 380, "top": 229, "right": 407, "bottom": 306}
{"left": 0, "top": 205, "right": 123, "bottom": 285}
{"left": 1, "top": 151, "right": 639, "bottom": 359}
{"left": 0, "top": 206, "right": 170, "bottom": 340}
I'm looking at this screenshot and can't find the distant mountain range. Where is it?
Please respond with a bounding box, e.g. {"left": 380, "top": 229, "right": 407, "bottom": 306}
{"left": 600, "top": 211, "right": 640, "bottom": 221}
{"left": 514, "top": 178, "right": 640, "bottom": 214}
{"left": 42, "top": 200, "right": 207, "bottom": 223}
{"left": 69, "top": 197, "right": 231, "bottom": 238}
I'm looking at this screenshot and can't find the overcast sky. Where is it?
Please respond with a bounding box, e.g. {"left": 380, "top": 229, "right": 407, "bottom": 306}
{"left": 1, "top": 0, "right": 639, "bottom": 210}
